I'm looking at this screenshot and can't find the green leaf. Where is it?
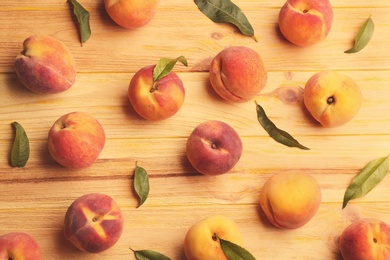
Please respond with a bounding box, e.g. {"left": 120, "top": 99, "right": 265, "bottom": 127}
{"left": 131, "top": 248, "right": 171, "bottom": 260}
{"left": 255, "top": 102, "right": 309, "bottom": 150}
{"left": 194, "top": 0, "right": 256, "bottom": 41}
{"left": 153, "top": 56, "right": 188, "bottom": 82}
{"left": 344, "top": 16, "right": 374, "bottom": 53}
{"left": 134, "top": 162, "right": 150, "bottom": 208}
{"left": 218, "top": 235, "right": 256, "bottom": 260}
{"left": 342, "top": 155, "right": 389, "bottom": 209}
{"left": 11, "top": 122, "right": 30, "bottom": 167}
{"left": 68, "top": 0, "right": 91, "bottom": 46}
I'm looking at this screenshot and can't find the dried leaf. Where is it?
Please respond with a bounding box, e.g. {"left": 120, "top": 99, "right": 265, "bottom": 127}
{"left": 153, "top": 56, "right": 188, "bottom": 82}
{"left": 131, "top": 248, "right": 171, "bottom": 260}
{"left": 255, "top": 102, "right": 309, "bottom": 150}
{"left": 345, "top": 16, "right": 374, "bottom": 53}
{"left": 11, "top": 122, "right": 30, "bottom": 167}
{"left": 194, "top": 0, "right": 256, "bottom": 41}
{"left": 342, "top": 155, "right": 389, "bottom": 209}
{"left": 134, "top": 162, "right": 150, "bottom": 207}
{"left": 68, "top": 0, "right": 91, "bottom": 46}
{"left": 218, "top": 235, "right": 256, "bottom": 260}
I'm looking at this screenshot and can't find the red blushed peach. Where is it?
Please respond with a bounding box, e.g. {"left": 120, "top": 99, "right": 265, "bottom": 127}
{"left": 186, "top": 120, "right": 243, "bottom": 175}
{"left": 64, "top": 193, "right": 124, "bottom": 253}
{"left": 104, "top": 0, "right": 159, "bottom": 29}
{"left": 209, "top": 46, "right": 267, "bottom": 103}
{"left": 14, "top": 35, "right": 76, "bottom": 94}
{"left": 0, "top": 232, "right": 42, "bottom": 260}
{"left": 48, "top": 112, "right": 106, "bottom": 169}
{"left": 339, "top": 218, "right": 390, "bottom": 260}
{"left": 278, "top": 0, "right": 334, "bottom": 46}
{"left": 303, "top": 71, "right": 362, "bottom": 128}
{"left": 259, "top": 172, "right": 321, "bottom": 229}
{"left": 128, "top": 65, "right": 185, "bottom": 120}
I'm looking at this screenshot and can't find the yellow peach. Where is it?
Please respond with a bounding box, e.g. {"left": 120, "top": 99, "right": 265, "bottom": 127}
{"left": 184, "top": 215, "right": 243, "bottom": 260}
{"left": 260, "top": 172, "right": 321, "bottom": 229}
{"left": 303, "top": 71, "right": 362, "bottom": 127}
{"left": 104, "top": 0, "right": 159, "bottom": 29}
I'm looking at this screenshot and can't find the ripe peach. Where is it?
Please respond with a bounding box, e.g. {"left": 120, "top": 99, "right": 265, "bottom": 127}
{"left": 14, "top": 35, "right": 76, "bottom": 94}
{"left": 278, "top": 0, "right": 334, "bottom": 46}
{"left": 184, "top": 215, "right": 243, "bottom": 260}
{"left": 303, "top": 71, "right": 362, "bottom": 127}
{"left": 48, "top": 112, "right": 106, "bottom": 169}
{"left": 339, "top": 218, "right": 390, "bottom": 260}
{"left": 0, "top": 232, "right": 42, "bottom": 260}
{"left": 128, "top": 65, "right": 185, "bottom": 120}
{"left": 259, "top": 172, "right": 321, "bottom": 229}
{"left": 209, "top": 46, "right": 267, "bottom": 103}
{"left": 104, "top": 0, "right": 159, "bottom": 29}
{"left": 64, "top": 193, "right": 124, "bottom": 253}
{"left": 186, "top": 120, "right": 243, "bottom": 175}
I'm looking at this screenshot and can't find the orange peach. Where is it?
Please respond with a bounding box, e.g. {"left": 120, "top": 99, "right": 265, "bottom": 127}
{"left": 303, "top": 71, "right": 362, "bottom": 127}
{"left": 0, "top": 232, "right": 42, "bottom": 260}
{"left": 184, "top": 215, "right": 243, "bottom": 260}
{"left": 48, "top": 112, "right": 105, "bottom": 169}
{"left": 104, "top": 0, "right": 159, "bottom": 29}
{"left": 128, "top": 65, "right": 185, "bottom": 120}
{"left": 278, "top": 0, "right": 334, "bottom": 46}
{"left": 64, "top": 193, "right": 124, "bottom": 253}
{"left": 14, "top": 35, "right": 76, "bottom": 94}
{"left": 339, "top": 218, "right": 390, "bottom": 260}
{"left": 260, "top": 172, "right": 321, "bottom": 229}
{"left": 209, "top": 46, "right": 267, "bottom": 103}
{"left": 186, "top": 120, "right": 242, "bottom": 175}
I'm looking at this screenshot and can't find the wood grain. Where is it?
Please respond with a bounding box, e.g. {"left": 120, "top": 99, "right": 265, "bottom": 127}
{"left": 0, "top": 0, "right": 389, "bottom": 259}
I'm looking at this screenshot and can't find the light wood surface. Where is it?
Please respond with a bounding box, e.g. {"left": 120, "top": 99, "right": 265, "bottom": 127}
{"left": 1, "top": 0, "right": 390, "bottom": 259}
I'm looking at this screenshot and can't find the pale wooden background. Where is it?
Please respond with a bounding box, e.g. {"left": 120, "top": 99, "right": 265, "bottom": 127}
{"left": 0, "top": 0, "right": 389, "bottom": 259}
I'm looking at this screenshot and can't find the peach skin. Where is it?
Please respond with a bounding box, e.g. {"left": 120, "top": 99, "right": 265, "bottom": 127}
{"left": 14, "top": 35, "right": 76, "bottom": 94}
{"left": 184, "top": 215, "right": 243, "bottom": 260}
{"left": 260, "top": 172, "right": 321, "bottom": 229}
{"left": 64, "top": 193, "right": 124, "bottom": 253}
{"left": 128, "top": 65, "right": 185, "bottom": 120}
{"left": 278, "top": 0, "right": 333, "bottom": 46}
{"left": 104, "top": 0, "right": 159, "bottom": 29}
{"left": 0, "top": 232, "right": 42, "bottom": 260}
{"left": 209, "top": 46, "right": 267, "bottom": 103}
{"left": 48, "top": 112, "right": 106, "bottom": 169}
{"left": 186, "top": 120, "right": 243, "bottom": 175}
{"left": 303, "top": 71, "right": 362, "bottom": 127}
{"left": 339, "top": 218, "right": 390, "bottom": 260}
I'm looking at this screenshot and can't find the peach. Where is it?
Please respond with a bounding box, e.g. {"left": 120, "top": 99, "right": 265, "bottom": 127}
{"left": 64, "top": 193, "right": 124, "bottom": 253}
{"left": 259, "top": 172, "right": 321, "bottom": 229}
{"left": 209, "top": 46, "right": 267, "bottom": 103}
{"left": 128, "top": 65, "right": 185, "bottom": 120}
{"left": 104, "top": 0, "right": 159, "bottom": 29}
{"left": 303, "top": 71, "right": 362, "bottom": 127}
{"left": 0, "top": 232, "right": 42, "bottom": 260}
{"left": 14, "top": 35, "right": 76, "bottom": 94}
{"left": 186, "top": 120, "right": 242, "bottom": 175}
{"left": 339, "top": 218, "right": 390, "bottom": 260}
{"left": 184, "top": 215, "right": 243, "bottom": 260}
{"left": 278, "top": 0, "right": 333, "bottom": 46}
{"left": 48, "top": 112, "right": 105, "bottom": 169}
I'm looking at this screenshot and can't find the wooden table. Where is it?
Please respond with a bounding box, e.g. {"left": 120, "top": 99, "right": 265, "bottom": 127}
{"left": 1, "top": 0, "right": 389, "bottom": 259}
